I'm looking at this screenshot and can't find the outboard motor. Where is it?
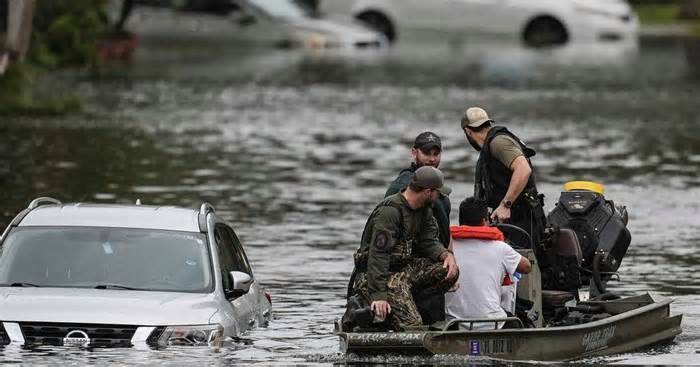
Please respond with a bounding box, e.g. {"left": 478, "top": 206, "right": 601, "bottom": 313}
{"left": 544, "top": 181, "right": 631, "bottom": 297}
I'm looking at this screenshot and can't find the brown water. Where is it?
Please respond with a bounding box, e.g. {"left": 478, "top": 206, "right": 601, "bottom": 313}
{"left": 0, "top": 35, "right": 699, "bottom": 365}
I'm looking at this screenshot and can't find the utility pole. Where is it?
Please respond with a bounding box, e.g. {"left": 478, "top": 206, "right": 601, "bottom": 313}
{"left": 5, "top": 0, "right": 35, "bottom": 62}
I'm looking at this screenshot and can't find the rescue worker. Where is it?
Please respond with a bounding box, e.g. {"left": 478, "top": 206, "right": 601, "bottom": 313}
{"left": 385, "top": 131, "right": 451, "bottom": 324}
{"left": 344, "top": 166, "right": 459, "bottom": 331}
{"left": 385, "top": 132, "right": 451, "bottom": 247}
{"left": 460, "top": 106, "right": 547, "bottom": 248}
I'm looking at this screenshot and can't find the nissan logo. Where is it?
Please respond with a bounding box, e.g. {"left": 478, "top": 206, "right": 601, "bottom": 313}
{"left": 63, "top": 329, "right": 91, "bottom": 347}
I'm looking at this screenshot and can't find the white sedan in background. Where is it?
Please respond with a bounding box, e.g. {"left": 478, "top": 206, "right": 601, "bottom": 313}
{"left": 319, "top": 0, "right": 639, "bottom": 46}
{"left": 111, "top": 0, "right": 386, "bottom": 49}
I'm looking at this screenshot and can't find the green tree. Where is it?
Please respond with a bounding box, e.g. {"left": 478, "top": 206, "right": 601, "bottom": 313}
{"left": 0, "top": 0, "right": 107, "bottom": 115}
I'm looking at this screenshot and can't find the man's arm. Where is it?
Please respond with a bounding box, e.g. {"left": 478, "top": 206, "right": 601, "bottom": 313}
{"left": 516, "top": 255, "right": 532, "bottom": 274}
{"left": 416, "top": 212, "right": 458, "bottom": 279}
{"left": 502, "top": 244, "right": 530, "bottom": 276}
{"left": 366, "top": 207, "right": 400, "bottom": 302}
{"left": 504, "top": 156, "right": 531, "bottom": 204}
{"left": 416, "top": 214, "right": 445, "bottom": 260}
{"left": 491, "top": 156, "right": 531, "bottom": 222}
{"left": 366, "top": 207, "right": 401, "bottom": 319}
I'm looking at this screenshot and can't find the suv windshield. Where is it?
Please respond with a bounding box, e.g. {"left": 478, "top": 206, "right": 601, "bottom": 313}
{"left": 245, "top": 0, "right": 311, "bottom": 19}
{"left": 0, "top": 227, "right": 212, "bottom": 292}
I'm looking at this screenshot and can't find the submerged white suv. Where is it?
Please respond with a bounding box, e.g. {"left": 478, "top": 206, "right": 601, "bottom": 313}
{"left": 0, "top": 197, "right": 271, "bottom": 348}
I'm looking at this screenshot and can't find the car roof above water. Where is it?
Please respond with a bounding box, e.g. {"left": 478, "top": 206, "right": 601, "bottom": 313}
{"left": 18, "top": 203, "right": 201, "bottom": 232}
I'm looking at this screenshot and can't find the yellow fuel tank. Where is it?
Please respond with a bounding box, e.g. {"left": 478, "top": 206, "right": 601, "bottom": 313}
{"left": 563, "top": 181, "right": 605, "bottom": 195}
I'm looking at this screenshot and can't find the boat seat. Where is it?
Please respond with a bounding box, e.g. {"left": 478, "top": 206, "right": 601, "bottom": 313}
{"left": 541, "top": 290, "right": 575, "bottom": 308}
{"left": 555, "top": 228, "right": 582, "bottom": 265}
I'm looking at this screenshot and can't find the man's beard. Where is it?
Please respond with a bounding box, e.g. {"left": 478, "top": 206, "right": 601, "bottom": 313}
{"left": 467, "top": 134, "right": 481, "bottom": 152}
{"left": 415, "top": 160, "right": 439, "bottom": 168}
{"left": 424, "top": 195, "right": 437, "bottom": 207}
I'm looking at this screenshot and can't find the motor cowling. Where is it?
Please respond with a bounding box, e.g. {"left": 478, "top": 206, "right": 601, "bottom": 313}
{"left": 545, "top": 182, "right": 631, "bottom": 292}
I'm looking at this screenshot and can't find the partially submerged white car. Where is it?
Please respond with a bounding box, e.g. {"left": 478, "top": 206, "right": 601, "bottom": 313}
{"left": 320, "top": 0, "right": 639, "bottom": 46}
{"left": 117, "top": 0, "right": 386, "bottom": 49}
{"left": 0, "top": 198, "right": 271, "bottom": 348}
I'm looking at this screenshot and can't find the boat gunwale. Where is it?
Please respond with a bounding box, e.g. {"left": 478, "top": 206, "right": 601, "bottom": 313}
{"left": 438, "top": 294, "right": 674, "bottom": 335}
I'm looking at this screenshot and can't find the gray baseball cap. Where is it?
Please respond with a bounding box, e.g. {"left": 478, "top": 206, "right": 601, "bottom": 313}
{"left": 461, "top": 107, "right": 493, "bottom": 129}
{"left": 411, "top": 166, "right": 452, "bottom": 196}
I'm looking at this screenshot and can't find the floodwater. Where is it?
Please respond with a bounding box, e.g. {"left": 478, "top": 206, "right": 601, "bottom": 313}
{"left": 1, "top": 34, "right": 699, "bottom": 365}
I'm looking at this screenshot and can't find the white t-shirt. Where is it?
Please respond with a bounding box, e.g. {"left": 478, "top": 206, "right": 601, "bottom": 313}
{"left": 445, "top": 238, "right": 522, "bottom": 326}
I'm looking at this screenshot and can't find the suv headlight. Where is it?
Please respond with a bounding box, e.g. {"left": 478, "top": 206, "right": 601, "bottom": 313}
{"left": 157, "top": 324, "right": 224, "bottom": 347}
{"left": 303, "top": 32, "right": 331, "bottom": 49}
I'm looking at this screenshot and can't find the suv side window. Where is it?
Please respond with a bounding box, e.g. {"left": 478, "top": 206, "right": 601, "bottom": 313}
{"left": 224, "top": 227, "right": 252, "bottom": 275}
{"left": 214, "top": 225, "right": 237, "bottom": 291}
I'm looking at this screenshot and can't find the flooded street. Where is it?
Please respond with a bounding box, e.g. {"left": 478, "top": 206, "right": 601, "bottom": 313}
{"left": 1, "top": 35, "right": 699, "bottom": 364}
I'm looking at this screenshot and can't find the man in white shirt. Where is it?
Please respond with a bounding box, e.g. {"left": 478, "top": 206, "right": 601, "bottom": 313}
{"left": 445, "top": 197, "right": 531, "bottom": 328}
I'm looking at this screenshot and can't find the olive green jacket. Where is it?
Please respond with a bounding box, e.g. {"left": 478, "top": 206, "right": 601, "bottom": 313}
{"left": 358, "top": 193, "right": 447, "bottom": 302}
{"left": 385, "top": 162, "right": 451, "bottom": 248}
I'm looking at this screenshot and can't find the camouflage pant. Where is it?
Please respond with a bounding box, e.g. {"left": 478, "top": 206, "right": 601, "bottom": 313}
{"left": 352, "top": 258, "right": 457, "bottom": 331}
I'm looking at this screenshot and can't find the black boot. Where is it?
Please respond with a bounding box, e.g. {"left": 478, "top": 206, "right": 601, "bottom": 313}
{"left": 341, "top": 295, "right": 374, "bottom": 331}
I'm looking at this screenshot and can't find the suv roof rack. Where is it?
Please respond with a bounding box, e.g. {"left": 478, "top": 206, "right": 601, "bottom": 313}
{"left": 198, "top": 202, "right": 216, "bottom": 233}
{"left": 28, "top": 197, "right": 62, "bottom": 209}
{"left": 2, "top": 197, "right": 63, "bottom": 240}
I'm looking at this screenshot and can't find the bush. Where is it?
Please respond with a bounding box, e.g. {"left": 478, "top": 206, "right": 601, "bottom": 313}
{"left": 29, "top": 0, "right": 109, "bottom": 68}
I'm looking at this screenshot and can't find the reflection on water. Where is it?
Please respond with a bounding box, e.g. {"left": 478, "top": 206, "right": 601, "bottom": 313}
{"left": 1, "top": 35, "right": 699, "bottom": 364}
{"left": 685, "top": 38, "right": 700, "bottom": 80}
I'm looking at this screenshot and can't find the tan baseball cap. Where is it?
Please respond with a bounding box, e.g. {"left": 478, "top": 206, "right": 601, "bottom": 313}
{"left": 411, "top": 166, "right": 452, "bottom": 196}
{"left": 461, "top": 107, "right": 493, "bottom": 129}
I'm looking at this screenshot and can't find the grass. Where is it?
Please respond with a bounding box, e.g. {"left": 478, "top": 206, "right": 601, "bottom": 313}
{"left": 0, "top": 64, "right": 82, "bottom": 116}
{"left": 635, "top": 4, "right": 683, "bottom": 25}
{"left": 634, "top": 3, "right": 700, "bottom": 36}
{"left": 692, "top": 23, "right": 700, "bottom": 36}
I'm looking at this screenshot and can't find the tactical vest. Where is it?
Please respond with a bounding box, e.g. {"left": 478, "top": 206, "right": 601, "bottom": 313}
{"left": 474, "top": 126, "right": 538, "bottom": 211}
{"left": 353, "top": 200, "right": 422, "bottom": 272}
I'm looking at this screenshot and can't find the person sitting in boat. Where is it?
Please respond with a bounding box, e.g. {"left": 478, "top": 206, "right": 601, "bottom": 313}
{"left": 384, "top": 132, "right": 452, "bottom": 325}
{"left": 445, "top": 197, "right": 531, "bottom": 329}
{"left": 343, "top": 166, "right": 459, "bottom": 331}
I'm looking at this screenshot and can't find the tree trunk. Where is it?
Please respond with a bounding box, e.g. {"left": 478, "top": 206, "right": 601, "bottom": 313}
{"left": 6, "top": 0, "right": 35, "bottom": 61}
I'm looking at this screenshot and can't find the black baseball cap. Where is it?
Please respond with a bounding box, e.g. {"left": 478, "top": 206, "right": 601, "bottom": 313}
{"left": 413, "top": 132, "right": 442, "bottom": 152}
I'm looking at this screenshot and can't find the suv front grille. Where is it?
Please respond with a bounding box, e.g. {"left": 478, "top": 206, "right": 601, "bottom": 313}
{"left": 20, "top": 322, "right": 138, "bottom": 348}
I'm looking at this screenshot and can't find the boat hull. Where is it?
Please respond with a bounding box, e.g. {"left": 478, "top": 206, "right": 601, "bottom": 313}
{"left": 338, "top": 293, "right": 682, "bottom": 361}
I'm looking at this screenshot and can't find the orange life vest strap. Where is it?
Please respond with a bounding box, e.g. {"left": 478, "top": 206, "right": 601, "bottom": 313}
{"left": 450, "top": 225, "right": 505, "bottom": 241}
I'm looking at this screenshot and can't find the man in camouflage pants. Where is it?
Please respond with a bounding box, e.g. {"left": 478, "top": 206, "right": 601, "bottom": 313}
{"left": 384, "top": 131, "right": 452, "bottom": 325}
{"left": 345, "top": 166, "right": 459, "bottom": 331}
